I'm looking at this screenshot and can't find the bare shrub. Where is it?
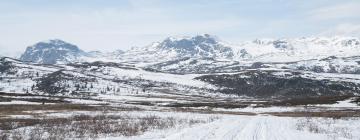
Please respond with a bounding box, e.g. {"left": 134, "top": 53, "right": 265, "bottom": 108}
{"left": 0, "top": 132, "right": 10, "bottom": 140}
{"left": 10, "top": 129, "right": 26, "bottom": 140}
{"left": 0, "top": 113, "right": 217, "bottom": 139}
{"left": 296, "top": 117, "right": 353, "bottom": 140}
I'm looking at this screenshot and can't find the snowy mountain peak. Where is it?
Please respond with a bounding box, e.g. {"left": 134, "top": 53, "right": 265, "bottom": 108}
{"left": 120, "top": 34, "right": 235, "bottom": 64}
{"left": 252, "top": 39, "right": 274, "bottom": 45}
{"left": 157, "top": 34, "right": 233, "bottom": 58}
{"left": 230, "top": 36, "right": 360, "bottom": 62}
{"left": 164, "top": 34, "right": 218, "bottom": 43}
{"left": 20, "top": 39, "right": 85, "bottom": 64}
{"left": 29, "top": 39, "right": 81, "bottom": 52}
{"left": 42, "top": 39, "right": 68, "bottom": 45}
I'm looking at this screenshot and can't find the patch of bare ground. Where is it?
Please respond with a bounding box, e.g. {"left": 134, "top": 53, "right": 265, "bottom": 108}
{"left": 266, "top": 110, "right": 360, "bottom": 118}
{"left": 168, "top": 107, "right": 257, "bottom": 116}
{"left": 128, "top": 95, "right": 359, "bottom": 110}
{"left": 163, "top": 102, "right": 249, "bottom": 108}
{"left": 270, "top": 95, "right": 357, "bottom": 106}
{"left": 0, "top": 92, "right": 104, "bottom": 103}
{"left": 0, "top": 104, "right": 141, "bottom": 117}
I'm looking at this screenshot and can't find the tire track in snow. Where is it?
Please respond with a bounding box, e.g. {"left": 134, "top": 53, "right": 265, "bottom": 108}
{"left": 163, "top": 115, "right": 329, "bottom": 140}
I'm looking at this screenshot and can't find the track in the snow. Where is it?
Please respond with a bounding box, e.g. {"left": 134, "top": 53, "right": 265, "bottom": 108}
{"left": 163, "top": 115, "right": 331, "bottom": 140}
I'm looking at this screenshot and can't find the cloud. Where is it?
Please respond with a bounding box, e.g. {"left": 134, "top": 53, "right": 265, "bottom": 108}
{"left": 309, "top": 2, "right": 360, "bottom": 20}
{"left": 319, "top": 23, "right": 360, "bottom": 37}
{"left": 0, "top": 3, "right": 247, "bottom": 53}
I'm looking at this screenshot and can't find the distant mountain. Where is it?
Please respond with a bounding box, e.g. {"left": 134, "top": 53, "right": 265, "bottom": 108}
{"left": 120, "top": 35, "right": 360, "bottom": 63}
{"left": 20, "top": 39, "right": 86, "bottom": 64}
{"left": 142, "top": 36, "right": 360, "bottom": 74}
{"left": 120, "top": 34, "right": 235, "bottom": 63}
{"left": 158, "top": 34, "right": 234, "bottom": 59}
{"left": 17, "top": 35, "right": 360, "bottom": 73}
{"left": 232, "top": 36, "right": 360, "bottom": 62}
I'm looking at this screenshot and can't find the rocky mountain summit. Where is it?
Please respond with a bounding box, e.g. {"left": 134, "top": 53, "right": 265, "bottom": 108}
{"left": 20, "top": 39, "right": 86, "bottom": 64}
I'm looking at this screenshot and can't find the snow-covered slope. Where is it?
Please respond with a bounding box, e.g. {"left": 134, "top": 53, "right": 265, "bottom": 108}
{"left": 155, "top": 115, "right": 360, "bottom": 140}
{"left": 2, "top": 56, "right": 360, "bottom": 98}
{"left": 0, "top": 57, "right": 210, "bottom": 96}
{"left": 272, "top": 56, "right": 360, "bottom": 74}
{"left": 146, "top": 57, "right": 244, "bottom": 74}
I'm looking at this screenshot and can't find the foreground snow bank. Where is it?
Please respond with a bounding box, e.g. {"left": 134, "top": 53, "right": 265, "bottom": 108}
{"left": 110, "top": 115, "right": 360, "bottom": 140}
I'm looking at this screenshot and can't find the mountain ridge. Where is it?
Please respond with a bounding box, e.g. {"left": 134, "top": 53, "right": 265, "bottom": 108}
{"left": 17, "top": 35, "right": 360, "bottom": 65}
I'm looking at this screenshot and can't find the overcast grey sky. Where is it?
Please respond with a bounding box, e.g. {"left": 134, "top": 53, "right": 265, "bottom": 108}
{"left": 1, "top": 0, "right": 360, "bottom": 56}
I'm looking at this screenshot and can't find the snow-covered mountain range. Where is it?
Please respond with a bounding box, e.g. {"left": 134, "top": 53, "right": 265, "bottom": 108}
{"left": 19, "top": 35, "right": 360, "bottom": 64}
{"left": 136, "top": 35, "right": 360, "bottom": 63}
{"left": 2, "top": 34, "right": 360, "bottom": 98}
{"left": 235, "top": 36, "right": 360, "bottom": 62}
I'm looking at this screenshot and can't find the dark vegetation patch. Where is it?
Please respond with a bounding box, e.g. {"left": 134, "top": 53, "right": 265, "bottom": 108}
{"left": 35, "top": 70, "right": 96, "bottom": 94}
{"left": 271, "top": 96, "right": 356, "bottom": 106}
{"left": 125, "top": 101, "right": 156, "bottom": 106}
{"left": 0, "top": 92, "right": 103, "bottom": 103}
{"left": 0, "top": 104, "right": 103, "bottom": 115}
{"left": 0, "top": 93, "right": 141, "bottom": 116}
{"left": 0, "top": 103, "right": 141, "bottom": 119}
{"left": 169, "top": 107, "right": 257, "bottom": 116}
{"left": 0, "top": 92, "right": 73, "bottom": 103}
{"left": 0, "top": 57, "right": 16, "bottom": 74}
{"left": 0, "top": 97, "right": 69, "bottom": 104}
{"left": 350, "top": 97, "right": 360, "bottom": 105}
{"left": 112, "top": 78, "right": 164, "bottom": 88}
{"left": 268, "top": 110, "right": 360, "bottom": 118}
{"left": 250, "top": 62, "right": 270, "bottom": 69}
{"left": 195, "top": 70, "right": 360, "bottom": 98}
{"left": 163, "top": 102, "right": 248, "bottom": 109}
{"left": 142, "top": 67, "right": 163, "bottom": 73}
